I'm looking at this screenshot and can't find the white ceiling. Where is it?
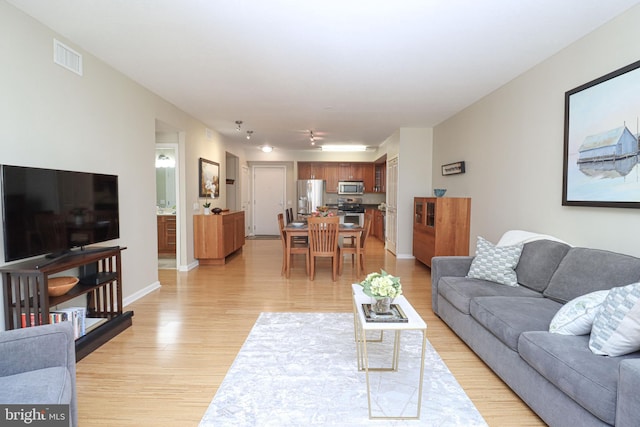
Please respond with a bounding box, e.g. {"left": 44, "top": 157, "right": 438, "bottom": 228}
{"left": 8, "top": 0, "right": 640, "bottom": 151}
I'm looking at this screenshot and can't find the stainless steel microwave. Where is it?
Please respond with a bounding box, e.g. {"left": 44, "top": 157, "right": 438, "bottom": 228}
{"left": 338, "top": 181, "right": 364, "bottom": 195}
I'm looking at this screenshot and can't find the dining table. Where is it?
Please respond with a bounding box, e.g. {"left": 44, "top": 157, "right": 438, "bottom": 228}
{"left": 283, "top": 221, "right": 364, "bottom": 278}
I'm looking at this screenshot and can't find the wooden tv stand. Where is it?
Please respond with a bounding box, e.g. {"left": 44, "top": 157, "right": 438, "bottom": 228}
{"left": 0, "top": 246, "right": 133, "bottom": 361}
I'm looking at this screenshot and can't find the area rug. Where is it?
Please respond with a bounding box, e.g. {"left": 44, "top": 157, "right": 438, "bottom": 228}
{"left": 200, "top": 312, "right": 486, "bottom": 426}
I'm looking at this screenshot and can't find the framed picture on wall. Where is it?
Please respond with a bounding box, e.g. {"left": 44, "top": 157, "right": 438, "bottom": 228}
{"left": 199, "top": 158, "right": 220, "bottom": 198}
{"left": 563, "top": 59, "right": 640, "bottom": 208}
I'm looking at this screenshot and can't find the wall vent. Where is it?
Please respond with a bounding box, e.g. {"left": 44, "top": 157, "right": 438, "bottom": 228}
{"left": 53, "top": 39, "right": 83, "bottom": 76}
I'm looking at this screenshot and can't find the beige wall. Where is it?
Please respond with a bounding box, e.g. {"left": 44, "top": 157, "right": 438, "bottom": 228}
{"left": 0, "top": 1, "right": 229, "bottom": 327}
{"left": 433, "top": 5, "right": 640, "bottom": 257}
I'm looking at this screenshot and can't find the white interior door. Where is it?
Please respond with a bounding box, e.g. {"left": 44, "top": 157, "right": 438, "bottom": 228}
{"left": 241, "top": 165, "right": 250, "bottom": 236}
{"left": 252, "top": 166, "right": 286, "bottom": 235}
{"left": 386, "top": 156, "right": 398, "bottom": 254}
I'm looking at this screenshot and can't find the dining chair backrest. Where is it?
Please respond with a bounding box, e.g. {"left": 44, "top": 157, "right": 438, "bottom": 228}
{"left": 360, "top": 216, "right": 372, "bottom": 249}
{"left": 307, "top": 216, "right": 340, "bottom": 255}
{"left": 277, "top": 213, "right": 286, "bottom": 241}
{"left": 285, "top": 208, "right": 293, "bottom": 224}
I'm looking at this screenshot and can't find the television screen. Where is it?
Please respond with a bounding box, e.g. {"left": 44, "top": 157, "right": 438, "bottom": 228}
{"left": 1, "top": 165, "right": 119, "bottom": 262}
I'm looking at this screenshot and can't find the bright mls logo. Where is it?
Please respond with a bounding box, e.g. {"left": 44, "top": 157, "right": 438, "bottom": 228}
{"left": 1, "top": 405, "right": 68, "bottom": 426}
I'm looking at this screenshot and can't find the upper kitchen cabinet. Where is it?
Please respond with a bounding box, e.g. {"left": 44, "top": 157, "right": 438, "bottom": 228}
{"left": 374, "top": 162, "right": 386, "bottom": 193}
{"left": 298, "top": 162, "right": 376, "bottom": 193}
{"left": 337, "top": 163, "right": 375, "bottom": 193}
{"left": 324, "top": 163, "right": 339, "bottom": 193}
{"left": 298, "top": 162, "right": 324, "bottom": 180}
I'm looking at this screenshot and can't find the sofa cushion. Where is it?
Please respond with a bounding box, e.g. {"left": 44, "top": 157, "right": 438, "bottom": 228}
{"left": 0, "top": 367, "right": 72, "bottom": 404}
{"left": 467, "top": 237, "right": 523, "bottom": 286}
{"left": 549, "top": 290, "right": 609, "bottom": 335}
{"left": 589, "top": 282, "right": 640, "bottom": 356}
{"left": 470, "top": 296, "right": 560, "bottom": 351}
{"left": 438, "top": 276, "right": 543, "bottom": 315}
{"left": 519, "top": 331, "right": 637, "bottom": 425}
{"left": 543, "top": 247, "right": 640, "bottom": 303}
{"left": 515, "top": 240, "right": 571, "bottom": 292}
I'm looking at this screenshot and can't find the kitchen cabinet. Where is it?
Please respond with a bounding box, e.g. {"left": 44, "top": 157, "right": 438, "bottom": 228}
{"left": 366, "top": 208, "right": 385, "bottom": 241}
{"left": 157, "top": 215, "right": 176, "bottom": 255}
{"left": 323, "top": 163, "right": 339, "bottom": 193}
{"left": 373, "top": 209, "right": 384, "bottom": 240}
{"left": 298, "top": 162, "right": 324, "bottom": 180}
{"left": 194, "top": 211, "right": 245, "bottom": 265}
{"left": 374, "top": 162, "right": 386, "bottom": 193}
{"left": 413, "top": 197, "right": 471, "bottom": 267}
{"left": 299, "top": 162, "right": 377, "bottom": 193}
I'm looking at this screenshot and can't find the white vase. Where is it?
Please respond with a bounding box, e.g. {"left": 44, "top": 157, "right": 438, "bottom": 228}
{"left": 203, "top": 207, "right": 211, "bottom": 215}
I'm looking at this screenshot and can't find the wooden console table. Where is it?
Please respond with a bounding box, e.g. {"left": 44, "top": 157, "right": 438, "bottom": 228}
{"left": 0, "top": 246, "right": 133, "bottom": 361}
{"left": 194, "top": 211, "right": 245, "bottom": 265}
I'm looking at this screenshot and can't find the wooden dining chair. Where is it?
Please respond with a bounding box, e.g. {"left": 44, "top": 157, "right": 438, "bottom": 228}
{"left": 278, "top": 213, "right": 309, "bottom": 276}
{"left": 339, "top": 215, "right": 372, "bottom": 276}
{"left": 285, "top": 208, "right": 293, "bottom": 224}
{"left": 307, "top": 216, "right": 340, "bottom": 281}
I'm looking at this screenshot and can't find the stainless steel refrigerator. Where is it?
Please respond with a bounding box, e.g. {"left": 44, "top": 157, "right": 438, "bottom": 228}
{"left": 297, "top": 179, "right": 324, "bottom": 217}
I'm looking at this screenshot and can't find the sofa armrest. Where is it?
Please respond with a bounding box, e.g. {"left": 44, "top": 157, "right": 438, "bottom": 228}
{"left": 0, "top": 322, "right": 77, "bottom": 426}
{"left": 431, "top": 256, "right": 473, "bottom": 315}
{"left": 616, "top": 359, "right": 640, "bottom": 427}
{"left": 0, "top": 322, "right": 76, "bottom": 377}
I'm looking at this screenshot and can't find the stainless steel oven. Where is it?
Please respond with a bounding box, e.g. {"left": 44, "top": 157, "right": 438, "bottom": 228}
{"left": 338, "top": 197, "right": 365, "bottom": 227}
{"left": 342, "top": 212, "right": 364, "bottom": 227}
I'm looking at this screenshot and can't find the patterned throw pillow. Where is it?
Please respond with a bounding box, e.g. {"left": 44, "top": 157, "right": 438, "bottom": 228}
{"left": 549, "top": 290, "right": 609, "bottom": 335}
{"left": 466, "top": 236, "right": 523, "bottom": 287}
{"left": 589, "top": 282, "right": 640, "bottom": 356}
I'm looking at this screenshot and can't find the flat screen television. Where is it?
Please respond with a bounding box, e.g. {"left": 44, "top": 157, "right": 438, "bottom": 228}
{"left": 1, "top": 164, "right": 120, "bottom": 262}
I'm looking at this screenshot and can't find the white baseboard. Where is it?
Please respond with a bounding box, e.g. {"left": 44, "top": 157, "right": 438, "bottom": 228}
{"left": 178, "top": 260, "right": 199, "bottom": 272}
{"left": 123, "top": 281, "right": 161, "bottom": 307}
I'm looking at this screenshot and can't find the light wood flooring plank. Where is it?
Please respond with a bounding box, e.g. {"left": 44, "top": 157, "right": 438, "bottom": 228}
{"left": 76, "top": 237, "right": 544, "bottom": 426}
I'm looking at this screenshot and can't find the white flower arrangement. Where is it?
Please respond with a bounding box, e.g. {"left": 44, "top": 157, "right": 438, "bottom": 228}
{"left": 203, "top": 179, "right": 215, "bottom": 208}
{"left": 360, "top": 269, "right": 402, "bottom": 299}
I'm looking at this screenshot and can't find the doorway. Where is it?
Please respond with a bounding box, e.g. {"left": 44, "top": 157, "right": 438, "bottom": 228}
{"left": 155, "top": 136, "right": 180, "bottom": 269}
{"left": 252, "top": 165, "right": 286, "bottom": 236}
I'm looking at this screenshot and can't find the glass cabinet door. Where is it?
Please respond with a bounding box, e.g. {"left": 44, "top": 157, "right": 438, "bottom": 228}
{"left": 426, "top": 201, "right": 435, "bottom": 227}
{"left": 414, "top": 199, "right": 424, "bottom": 225}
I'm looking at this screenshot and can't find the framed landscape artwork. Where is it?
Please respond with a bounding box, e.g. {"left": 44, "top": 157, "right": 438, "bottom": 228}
{"left": 563, "top": 59, "right": 640, "bottom": 208}
{"left": 199, "top": 158, "right": 220, "bottom": 198}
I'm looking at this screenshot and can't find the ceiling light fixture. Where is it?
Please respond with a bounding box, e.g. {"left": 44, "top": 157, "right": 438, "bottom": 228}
{"left": 155, "top": 153, "right": 176, "bottom": 168}
{"left": 320, "top": 145, "right": 368, "bottom": 152}
{"left": 309, "top": 130, "right": 315, "bottom": 142}
{"left": 261, "top": 145, "right": 273, "bottom": 153}
{"left": 235, "top": 120, "right": 243, "bottom": 131}
{"left": 246, "top": 130, "right": 253, "bottom": 140}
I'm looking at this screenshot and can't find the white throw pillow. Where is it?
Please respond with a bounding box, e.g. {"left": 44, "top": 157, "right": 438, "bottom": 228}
{"left": 589, "top": 282, "right": 640, "bottom": 356}
{"left": 549, "top": 290, "right": 609, "bottom": 335}
{"left": 466, "top": 236, "right": 523, "bottom": 287}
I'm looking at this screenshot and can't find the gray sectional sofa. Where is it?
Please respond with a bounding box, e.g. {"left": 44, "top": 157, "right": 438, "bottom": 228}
{"left": 431, "top": 239, "right": 640, "bottom": 427}
{"left": 0, "top": 322, "right": 77, "bottom": 427}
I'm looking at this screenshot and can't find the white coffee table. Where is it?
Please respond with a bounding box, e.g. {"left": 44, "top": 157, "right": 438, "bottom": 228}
{"left": 351, "top": 283, "right": 428, "bottom": 420}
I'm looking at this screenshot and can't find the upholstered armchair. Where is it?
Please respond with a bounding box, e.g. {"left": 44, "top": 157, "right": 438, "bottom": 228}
{"left": 0, "top": 322, "right": 77, "bottom": 427}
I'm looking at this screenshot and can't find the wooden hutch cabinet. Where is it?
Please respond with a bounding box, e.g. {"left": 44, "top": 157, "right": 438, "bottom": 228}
{"left": 413, "top": 197, "right": 471, "bottom": 267}
{"left": 194, "top": 211, "right": 245, "bottom": 265}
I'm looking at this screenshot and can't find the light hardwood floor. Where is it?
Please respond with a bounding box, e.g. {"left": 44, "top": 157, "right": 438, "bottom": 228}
{"left": 76, "top": 237, "right": 545, "bottom": 426}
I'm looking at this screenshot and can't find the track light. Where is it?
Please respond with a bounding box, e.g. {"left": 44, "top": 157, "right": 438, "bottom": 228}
{"left": 309, "top": 130, "right": 315, "bottom": 142}
{"left": 246, "top": 130, "right": 253, "bottom": 140}
{"left": 235, "top": 120, "right": 243, "bottom": 131}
